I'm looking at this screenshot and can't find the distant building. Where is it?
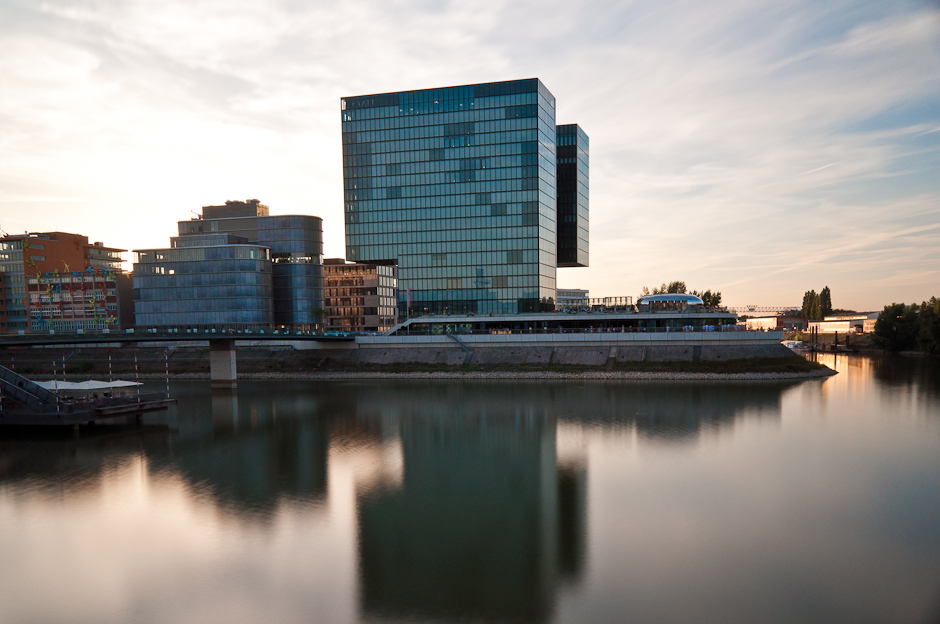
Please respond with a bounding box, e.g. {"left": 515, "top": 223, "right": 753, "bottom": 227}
{"left": 745, "top": 315, "right": 808, "bottom": 332}
{"left": 556, "top": 288, "right": 589, "bottom": 309}
{"left": 0, "top": 232, "right": 127, "bottom": 333}
{"left": 178, "top": 199, "right": 324, "bottom": 328}
{"left": 807, "top": 313, "right": 879, "bottom": 334}
{"left": 323, "top": 259, "right": 398, "bottom": 332}
{"left": 133, "top": 233, "right": 274, "bottom": 327}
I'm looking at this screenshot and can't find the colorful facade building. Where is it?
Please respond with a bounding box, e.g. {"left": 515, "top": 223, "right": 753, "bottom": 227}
{"left": 0, "top": 232, "right": 128, "bottom": 333}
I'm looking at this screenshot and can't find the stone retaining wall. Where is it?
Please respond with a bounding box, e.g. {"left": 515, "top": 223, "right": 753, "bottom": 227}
{"left": 306, "top": 343, "right": 794, "bottom": 366}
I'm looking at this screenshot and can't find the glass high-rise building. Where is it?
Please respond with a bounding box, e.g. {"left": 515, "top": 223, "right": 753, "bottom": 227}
{"left": 341, "top": 78, "right": 587, "bottom": 316}
{"left": 555, "top": 124, "right": 589, "bottom": 268}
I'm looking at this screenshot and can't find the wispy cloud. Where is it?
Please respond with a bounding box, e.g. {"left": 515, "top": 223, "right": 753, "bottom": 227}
{"left": 1, "top": 0, "right": 938, "bottom": 309}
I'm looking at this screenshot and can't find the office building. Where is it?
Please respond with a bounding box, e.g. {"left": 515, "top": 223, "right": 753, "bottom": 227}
{"left": 0, "top": 232, "right": 127, "bottom": 332}
{"left": 133, "top": 232, "right": 274, "bottom": 327}
{"left": 341, "top": 78, "right": 588, "bottom": 316}
{"left": 323, "top": 259, "right": 398, "bottom": 332}
{"left": 806, "top": 313, "right": 880, "bottom": 334}
{"left": 555, "top": 124, "right": 589, "bottom": 267}
{"left": 178, "top": 200, "right": 324, "bottom": 328}
{"left": 556, "top": 288, "right": 589, "bottom": 309}
{"left": 745, "top": 315, "right": 808, "bottom": 332}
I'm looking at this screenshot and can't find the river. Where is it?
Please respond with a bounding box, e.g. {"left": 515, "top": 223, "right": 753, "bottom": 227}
{"left": 1, "top": 353, "right": 938, "bottom": 624}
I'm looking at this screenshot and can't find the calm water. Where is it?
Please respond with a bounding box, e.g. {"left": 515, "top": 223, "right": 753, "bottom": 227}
{"left": 1, "top": 354, "right": 939, "bottom": 624}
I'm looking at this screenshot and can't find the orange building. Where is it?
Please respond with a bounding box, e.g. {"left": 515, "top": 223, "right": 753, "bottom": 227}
{"left": 0, "top": 232, "right": 128, "bottom": 333}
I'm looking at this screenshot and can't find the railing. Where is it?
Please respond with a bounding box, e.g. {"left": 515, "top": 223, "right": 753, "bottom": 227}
{"left": 0, "top": 324, "right": 352, "bottom": 342}
{"left": 393, "top": 325, "right": 750, "bottom": 337}
{"left": 400, "top": 304, "right": 733, "bottom": 319}
{"left": 0, "top": 365, "right": 59, "bottom": 405}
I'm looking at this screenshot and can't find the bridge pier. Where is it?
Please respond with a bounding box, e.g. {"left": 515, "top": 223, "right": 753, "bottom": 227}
{"left": 209, "top": 339, "right": 237, "bottom": 388}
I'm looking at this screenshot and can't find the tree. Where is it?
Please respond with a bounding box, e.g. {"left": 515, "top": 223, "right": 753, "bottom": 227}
{"left": 917, "top": 297, "right": 940, "bottom": 355}
{"left": 311, "top": 307, "right": 326, "bottom": 333}
{"left": 690, "top": 288, "right": 722, "bottom": 307}
{"left": 642, "top": 281, "right": 688, "bottom": 298}
{"left": 820, "top": 286, "right": 833, "bottom": 318}
{"left": 872, "top": 303, "right": 919, "bottom": 352}
{"left": 801, "top": 290, "right": 822, "bottom": 320}
{"left": 701, "top": 290, "right": 722, "bottom": 307}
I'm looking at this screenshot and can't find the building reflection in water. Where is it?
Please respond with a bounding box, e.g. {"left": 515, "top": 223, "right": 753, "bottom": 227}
{"left": 0, "top": 378, "right": 794, "bottom": 623}
{"left": 343, "top": 381, "right": 790, "bottom": 623}
{"left": 146, "top": 384, "right": 332, "bottom": 516}
{"left": 350, "top": 387, "right": 584, "bottom": 623}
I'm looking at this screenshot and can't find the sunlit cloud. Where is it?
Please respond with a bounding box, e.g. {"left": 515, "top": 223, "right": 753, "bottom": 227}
{"left": 1, "top": 0, "right": 938, "bottom": 310}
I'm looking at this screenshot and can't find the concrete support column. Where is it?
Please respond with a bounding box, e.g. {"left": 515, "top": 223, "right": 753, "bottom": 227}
{"left": 209, "top": 339, "right": 237, "bottom": 389}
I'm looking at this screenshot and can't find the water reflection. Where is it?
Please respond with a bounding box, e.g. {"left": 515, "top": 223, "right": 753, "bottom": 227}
{"left": 5, "top": 370, "right": 934, "bottom": 624}
{"left": 356, "top": 410, "right": 581, "bottom": 622}
{"left": 870, "top": 353, "right": 940, "bottom": 398}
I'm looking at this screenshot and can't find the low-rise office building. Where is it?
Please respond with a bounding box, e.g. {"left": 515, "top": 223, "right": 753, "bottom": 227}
{"left": 807, "top": 313, "right": 879, "bottom": 334}
{"left": 557, "top": 289, "right": 589, "bottom": 309}
{"left": 178, "top": 199, "right": 324, "bottom": 328}
{"left": 745, "top": 314, "right": 808, "bottom": 332}
{"left": 323, "top": 259, "right": 398, "bottom": 332}
{"left": 0, "top": 232, "right": 128, "bottom": 332}
{"left": 133, "top": 233, "right": 274, "bottom": 327}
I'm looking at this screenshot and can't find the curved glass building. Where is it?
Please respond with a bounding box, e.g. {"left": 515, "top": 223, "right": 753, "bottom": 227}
{"left": 133, "top": 235, "right": 274, "bottom": 326}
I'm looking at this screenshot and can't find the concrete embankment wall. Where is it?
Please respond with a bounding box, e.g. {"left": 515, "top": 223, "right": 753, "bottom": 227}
{"left": 1, "top": 331, "right": 791, "bottom": 373}
{"left": 306, "top": 344, "right": 792, "bottom": 366}
{"left": 293, "top": 332, "right": 792, "bottom": 365}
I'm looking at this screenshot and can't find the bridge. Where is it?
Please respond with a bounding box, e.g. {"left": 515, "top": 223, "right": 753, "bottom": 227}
{"left": 0, "top": 329, "right": 354, "bottom": 388}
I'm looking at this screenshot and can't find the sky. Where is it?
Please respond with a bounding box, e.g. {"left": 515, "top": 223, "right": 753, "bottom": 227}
{"left": 1, "top": 0, "right": 939, "bottom": 311}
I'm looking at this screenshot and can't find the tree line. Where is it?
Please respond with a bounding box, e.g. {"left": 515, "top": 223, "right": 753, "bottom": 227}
{"left": 801, "top": 286, "right": 832, "bottom": 320}
{"left": 639, "top": 281, "right": 723, "bottom": 307}
{"left": 873, "top": 297, "right": 940, "bottom": 354}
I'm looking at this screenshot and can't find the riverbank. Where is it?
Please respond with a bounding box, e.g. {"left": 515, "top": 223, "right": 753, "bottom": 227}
{"left": 160, "top": 368, "right": 837, "bottom": 381}
{"left": 46, "top": 357, "right": 835, "bottom": 382}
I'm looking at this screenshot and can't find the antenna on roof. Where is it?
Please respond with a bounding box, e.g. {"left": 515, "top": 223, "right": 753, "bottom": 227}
{"left": 190, "top": 210, "right": 201, "bottom": 219}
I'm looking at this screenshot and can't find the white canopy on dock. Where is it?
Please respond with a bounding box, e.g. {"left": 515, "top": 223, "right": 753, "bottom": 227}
{"left": 35, "top": 380, "right": 142, "bottom": 391}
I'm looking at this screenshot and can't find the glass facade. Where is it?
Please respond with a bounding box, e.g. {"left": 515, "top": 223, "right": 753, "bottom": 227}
{"left": 342, "top": 78, "right": 578, "bottom": 315}
{"left": 0, "top": 241, "right": 26, "bottom": 331}
{"left": 555, "top": 124, "right": 589, "bottom": 267}
{"left": 133, "top": 244, "right": 274, "bottom": 326}
{"left": 178, "top": 211, "right": 324, "bottom": 327}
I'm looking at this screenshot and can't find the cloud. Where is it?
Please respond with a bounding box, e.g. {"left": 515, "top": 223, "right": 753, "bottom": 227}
{"left": 0, "top": 0, "right": 938, "bottom": 309}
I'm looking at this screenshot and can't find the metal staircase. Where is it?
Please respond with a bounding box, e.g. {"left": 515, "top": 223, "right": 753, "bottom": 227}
{"left": 0, "top": 365, "right": 59, "bottom": 407}
{"left": 446, "top": 334, "right": 474, "bottom": 365}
